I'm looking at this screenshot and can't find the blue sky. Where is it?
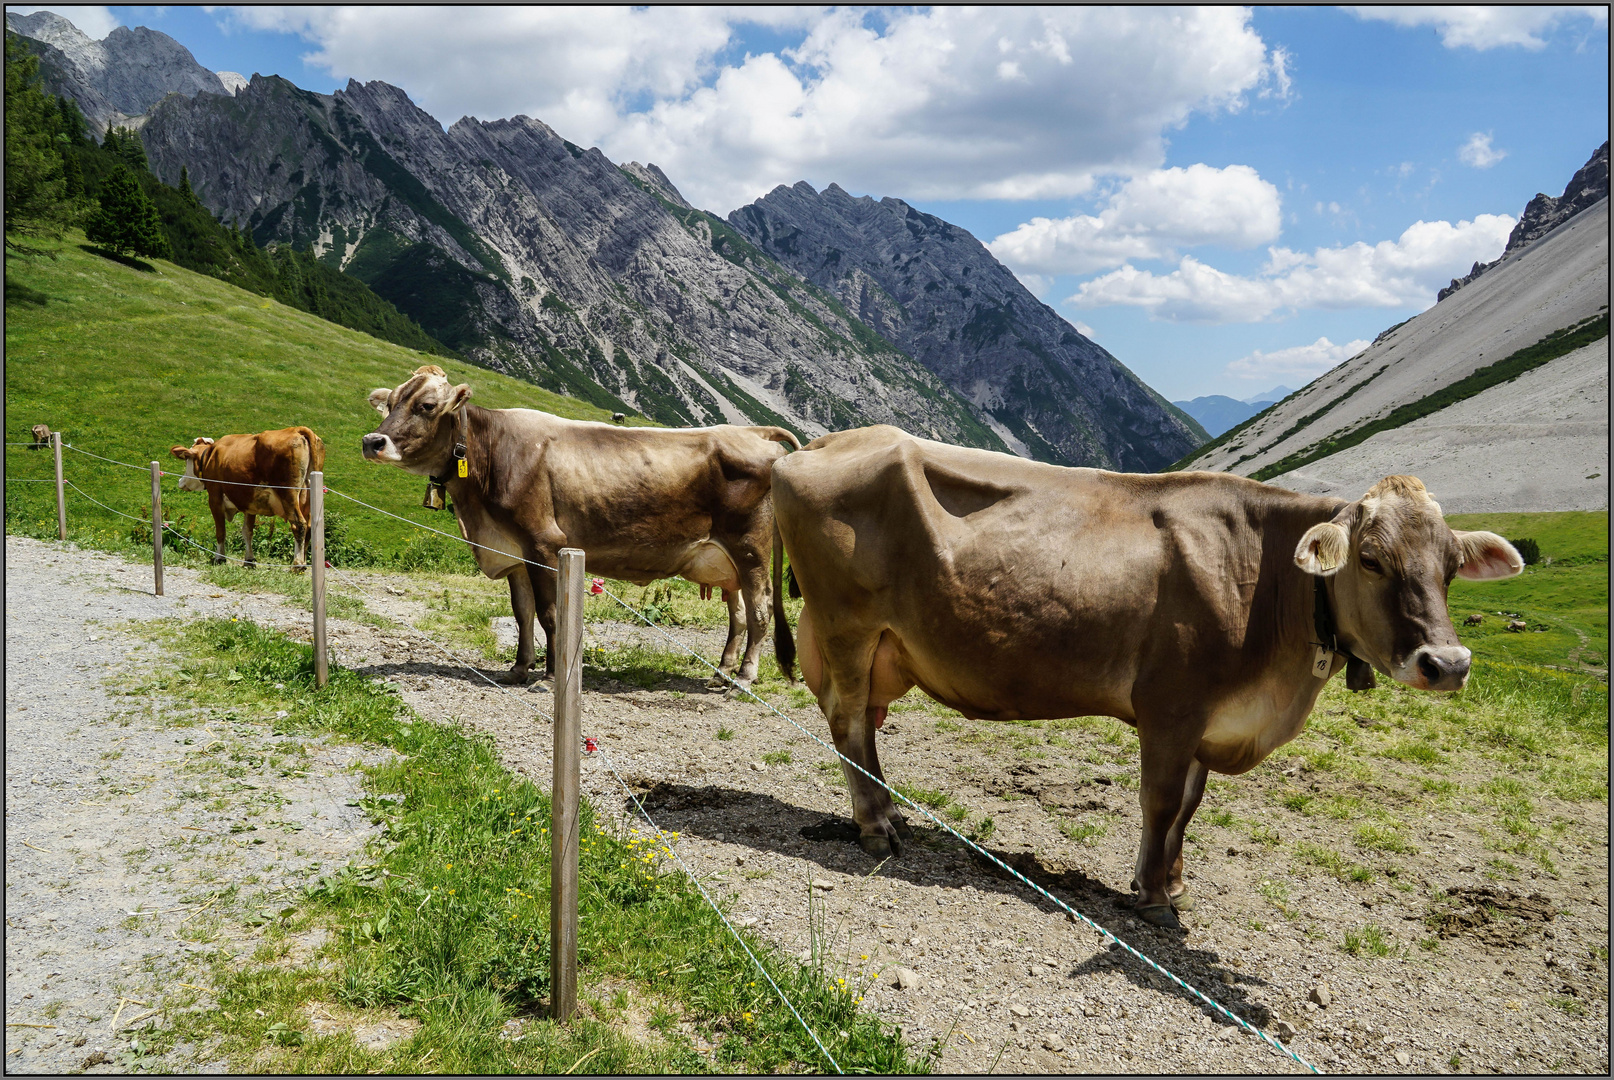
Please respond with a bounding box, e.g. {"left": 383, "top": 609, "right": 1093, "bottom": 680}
{"left": 21, "top": 5, "right": 1609, "bottom": 400}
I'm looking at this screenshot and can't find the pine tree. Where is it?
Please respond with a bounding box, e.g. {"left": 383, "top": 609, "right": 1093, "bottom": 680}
{"left": 4, "top": 35, "right": 71, "bottom": 243}
{"left": 84, "top": 164, "right": 170, "bottom": 259}
{"left": 62, "top": 148, "right": 84, "bottom": 200}
{"left": 178, "top": 165, "right": 196, "bottom": 204}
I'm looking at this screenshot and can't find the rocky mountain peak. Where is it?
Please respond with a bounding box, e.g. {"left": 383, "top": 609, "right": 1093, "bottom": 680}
{"left": 620, "top": 162, "right": 692, "bottom": 209}
{"left": 7, "top": 10, "right": 226, "bottom": 129}
{"left": 1439, "top": 141, "right": 1609, "bottom": 301}
{"left": 729, "top": 181, "right": 1202, "bottom": 469}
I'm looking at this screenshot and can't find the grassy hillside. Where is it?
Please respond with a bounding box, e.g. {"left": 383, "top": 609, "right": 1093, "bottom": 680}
{"left": 4, "top": 234, "right": 644, "bottom": 565}
{"left": 1447, "top": 511, "right": 1608, "bottom": 673}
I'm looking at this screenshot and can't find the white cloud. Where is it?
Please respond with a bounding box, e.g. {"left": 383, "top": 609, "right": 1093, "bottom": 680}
{"left": 7, "top": 5, "right": 120, "bottom": 38}
{"left": 1070, "top": 320, "right": 1097, "bottom": 340}
{"left": 1070, "top": 213, "right": 1515, "bottom": 323}
{"left": 1349, "top": 6, "right": 1607, "bottom": 51}
{"left": 219, "top": 6, "right": 1287, "bottom": 212}
{"left": 1225, "top": 336, "right": 1372, "bottom": 382}
{"left": 987, "top": 164, "right": 1282, "bottom": 275}
{"left": 1458, "top": 131, "right": 1507, "bottom": 169}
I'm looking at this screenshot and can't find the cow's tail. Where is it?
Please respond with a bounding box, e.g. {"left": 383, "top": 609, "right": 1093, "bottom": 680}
{"left": 295, "top": 427, "right": 323, "bottom": 524}
{"left": 754, "top": 426, "right": 802, "bottom": 452}
{"left": 772, "top": 517, "right": 796, "bottom": 683}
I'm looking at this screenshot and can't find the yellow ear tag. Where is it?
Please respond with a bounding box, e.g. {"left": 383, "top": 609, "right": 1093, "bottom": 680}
{"left": 457, "top": 459, "right": 468, "bottom": 478}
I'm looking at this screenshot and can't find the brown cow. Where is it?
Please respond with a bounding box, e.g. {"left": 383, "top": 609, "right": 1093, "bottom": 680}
{"left": 361, "top": 366, "right": 797, "bottom": 686}
{"left": 169, "top": 428, "right": 325, "bottom": 570}
{"left": 773, "top": 426, "right": 1521, "bottom": 927}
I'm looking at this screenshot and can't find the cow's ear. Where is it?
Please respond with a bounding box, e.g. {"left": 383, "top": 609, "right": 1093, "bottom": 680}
{"left": 169, "top": 445, "right": 192, "bottom": 460}
{"left": 1453, "top": 530, "right": 1523, "bottom": 580}
{"left": 368, "top": 387, "right": 392, "bottom": 417}
{"left": 1295, "top": 521, "right": 1350, "bottom": 576}
{"left": 447, "top": 383, "right": 472, "bottom": 412}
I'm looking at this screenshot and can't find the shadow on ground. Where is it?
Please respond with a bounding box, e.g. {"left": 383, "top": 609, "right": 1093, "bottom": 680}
{"left": 619, "top": 778, "right": 1274, "bottom": 1030}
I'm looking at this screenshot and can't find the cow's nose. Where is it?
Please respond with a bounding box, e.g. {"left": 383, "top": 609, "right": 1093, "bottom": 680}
{"left": 1415, "top": 645, "right": 1471, "bottom": 690}
{"left": 362, "top": 433, "right": 387, "bottom": 458}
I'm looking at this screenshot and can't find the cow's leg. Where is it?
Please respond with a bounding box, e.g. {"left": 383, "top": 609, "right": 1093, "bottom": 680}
{"left": 504, "top": 566, "right": 537, "bottom": 685}
{"left": 290, "top": 518, "right": 309, "bottom": 573}
{"left": 242, "top": 514, "right": 256, "bottom": 567}
{"left": 534, "top": 563, "right": 559, "bottom": 680}
{"left": 1163, "top": 757, "right": 1209, "bottom": 909}
{"left": 708, "top": 588, "right": 746, "bottom": 688}
{"left": 807, "top": 611, "right": 910, "bottom": 858}
{"left": 208, "top": 494, "right": 228, "bottom": 565}
{"left": 734, "top": 563, "right": 772, "bottom": 687}
{"left": 1131, "top": 725, "right": 1201, "bottom": 929}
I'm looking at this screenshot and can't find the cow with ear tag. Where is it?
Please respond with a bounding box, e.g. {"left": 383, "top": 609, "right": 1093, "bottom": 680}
{"left": 771, "top": 423, "right": 1523, "bottom": 927}
{"left": 362, "top": 365, "right": 799, "bottom": 687}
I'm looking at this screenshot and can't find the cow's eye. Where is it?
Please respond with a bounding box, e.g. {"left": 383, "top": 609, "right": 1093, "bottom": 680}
{"left": 1359, "top": 553, "right": 1383, "bottom": 574}
{"left": 417, "top": 401, "right": 436, "bottom": 414}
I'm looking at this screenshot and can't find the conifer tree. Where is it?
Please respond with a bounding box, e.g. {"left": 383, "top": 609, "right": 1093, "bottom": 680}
{"left": 4, "top": 34, "right": 71, "bottom": 242}
{"left": 85, "top": 164, "right": 170, "bottom": 259}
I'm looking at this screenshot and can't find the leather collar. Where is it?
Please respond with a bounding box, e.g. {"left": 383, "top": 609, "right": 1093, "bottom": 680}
{"left": 428, "top": 411, "right": 469, "bottom": 489}
{"left": 1314, "top": 576, "right": 1377, "bottom": 690}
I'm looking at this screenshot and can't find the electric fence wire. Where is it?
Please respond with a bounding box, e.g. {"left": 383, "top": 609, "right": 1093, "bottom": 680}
{"left": 325, "top": 479, "right": 1318, "bottom": 1070}
{"left": 592, "top": 581, "right": 1324, "bottom": 1075}
{"left": 321, "top": 563, "right": 844, "bottom": 1073}
{"left": 48, "top": 453, "right": 1318, "bottom": 1071}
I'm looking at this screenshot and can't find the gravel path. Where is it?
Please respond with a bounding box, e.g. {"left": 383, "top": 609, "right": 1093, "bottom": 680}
{"left": 3, "top": 538, "right": 389, "bottom": 1073}
{"left": 6, "top": 536, "right": 1607, "bottom": 1074}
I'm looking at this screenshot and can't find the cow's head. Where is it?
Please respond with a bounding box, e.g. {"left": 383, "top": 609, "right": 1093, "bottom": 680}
{"left": 362, "top": 366, "right": 472, "bottom": 475}
{"left": 168, "top": 437, "right": 215, "bottom": 492}
{"left": 1294, "top": 475, "right": 1521, "bottom": 691}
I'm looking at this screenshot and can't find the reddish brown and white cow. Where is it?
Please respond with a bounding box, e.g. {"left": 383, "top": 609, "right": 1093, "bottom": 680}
{"left": 169, "top": 427, "right": 325, "bottom": 570}
{"left": 362, "top": 366, "right": 797, "bottom": 686}
{"left": 773, "top": 426, "right": 1522, "bottom": 927}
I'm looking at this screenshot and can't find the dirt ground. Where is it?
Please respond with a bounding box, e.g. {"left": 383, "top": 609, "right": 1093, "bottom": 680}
{"left": 5, "top": 536, "right": 1608, "bottom": 1074}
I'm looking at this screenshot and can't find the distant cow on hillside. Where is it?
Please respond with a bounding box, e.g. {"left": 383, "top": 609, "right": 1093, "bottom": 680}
{"left": 169, "top": 428, "right": 325, "bottom": 570}
{"left": 29, "top": 424, "right": 52, "bottom": 448}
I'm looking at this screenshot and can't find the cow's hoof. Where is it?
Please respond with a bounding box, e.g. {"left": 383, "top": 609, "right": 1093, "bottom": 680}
{"left": 892, "top": 816, "right": 914, "bottom": 841}
{"left": 289, "top": 565, "right": 307, "bottom": 575}
{"left": 858, "top": 830, "right": 902, "bottom": 859}
{"left": 211, "top": 556, "right": 226, "bottom": 566}
{"left": 1169, "top": 887, "right": 1195, "bottom": 912}
{"left": 1137, "top": 903, "right": 1181, "bottom": 929}
{"left": 243, "top": 559, "right": 257, "bottom": 569}
{"left": 502, "top": 668, "right": 532, "bottom": 686}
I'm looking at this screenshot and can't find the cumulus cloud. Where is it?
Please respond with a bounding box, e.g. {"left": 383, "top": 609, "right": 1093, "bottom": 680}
{"left": 219, "top": 6, "right": 1287, "bottom": 211}
{"left": 1348, "top": 6, "right": 1607, "bottom": 51}
{"left": 1070, "top": 213, "right": 1515, "bottom": 323}
{"left": 8, "top": 5, "right": 120, "bottom": 38}
{"left": 1458, "top": 132, "right": 1507, "bottom": 169}
{"left": 1225, "top": 336, "right": 1372, "bottom": 383}
{"left": 987, "top": 164, "right": 1282, "bottom": 275}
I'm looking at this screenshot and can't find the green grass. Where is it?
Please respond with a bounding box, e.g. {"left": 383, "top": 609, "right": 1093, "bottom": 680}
{"left": 1342, "top": 923, "right": 1393, "bottom": 958}
{"left": 1445, "top": 511, "right": 1608, "bottom": 672}
{"left": 139, "top": 617, "right": 927, "bottom": 1074}
{"left": 4, "top": 235, "right": 647, "bottom": 566}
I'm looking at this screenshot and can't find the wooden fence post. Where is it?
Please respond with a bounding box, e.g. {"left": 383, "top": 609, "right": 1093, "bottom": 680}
{"left": 551, "top": 547, "right": 585, "bottom": 1022}
{"left": 150, "top": 461, "right": 164, "bottom": 596}
{"left": 52, "top": 432, "right": 66, "bottom": 541}
{"left": 310, "top": 471, "right": 328, "bottom": 688}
